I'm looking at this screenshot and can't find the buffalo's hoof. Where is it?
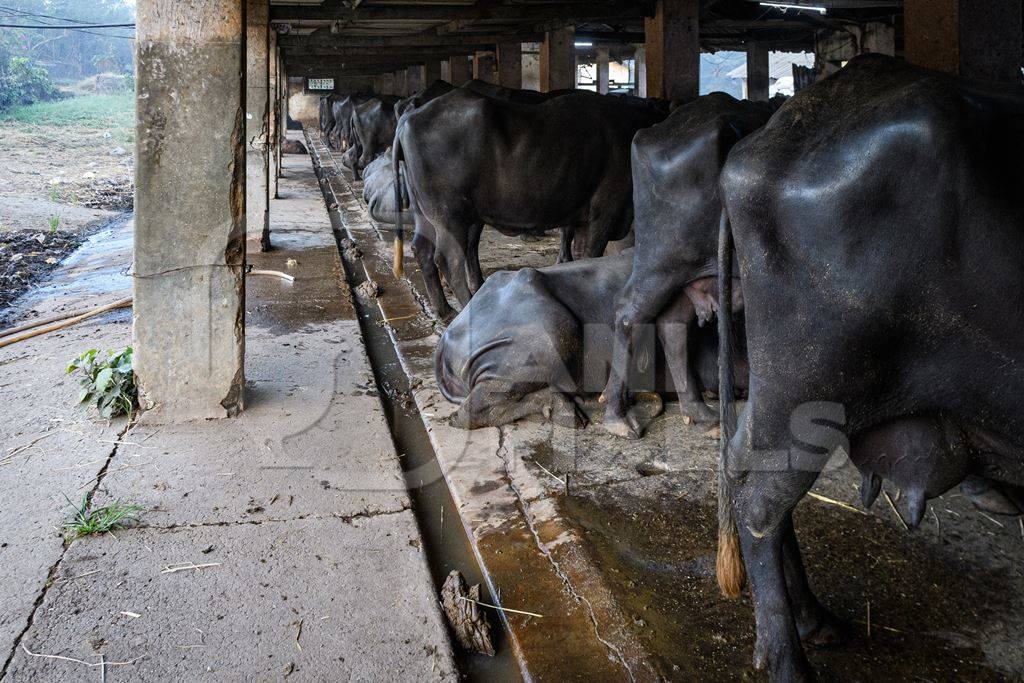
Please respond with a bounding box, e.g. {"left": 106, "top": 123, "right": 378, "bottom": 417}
{"left": 961, "top": 476, "right": 1024, "bottom": 516}
{"left": 799, "top": 608, "right": 850, "bottom": 648}
{"left": 679, "top": 400, "right": 718, "bottom": 425}
{"left": 753, "top": 639, "right": 816, "bottom": 683}
{"left": 603, "top": 414, "right": 641, "bottom": 439}
{"left": 545, "top": 394, "right": 588, "bottom": 429}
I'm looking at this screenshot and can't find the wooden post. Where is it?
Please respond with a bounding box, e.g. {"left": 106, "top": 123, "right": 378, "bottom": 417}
{"left": 540, "top": 26, "right": 575, "bottom": 91}
{"left": 497, "top": 42, "right": 523, "bottom": 89}
{"left": 905, "top": 0, "right": 1022, "bottom": 83}
{"left": 746, "top": 43, "right": 769, "bottom": 101}
{"left": 644, "top": 0, "right": 699, "bottom": 101}
{"left": 134, "top": 0, "right": 246, "bottom": 419}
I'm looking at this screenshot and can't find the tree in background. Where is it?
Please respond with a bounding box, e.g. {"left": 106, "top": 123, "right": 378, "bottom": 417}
{"left": 0, "top": 0, "right": 134, "bottom": 102}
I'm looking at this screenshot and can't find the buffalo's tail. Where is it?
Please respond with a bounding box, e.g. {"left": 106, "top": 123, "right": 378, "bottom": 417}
{"left": 391, "top": 132, "right": 405, "bottom": 278}
{"left": 716, "top": 208, "right": 746, "bottom": 599}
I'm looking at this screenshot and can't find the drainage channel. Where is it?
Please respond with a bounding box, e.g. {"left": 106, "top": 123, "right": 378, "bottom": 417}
{"left": 306, "top": 136, "right": 525, "bottom": 683}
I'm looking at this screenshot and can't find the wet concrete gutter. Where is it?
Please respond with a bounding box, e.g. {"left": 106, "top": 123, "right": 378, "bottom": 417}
{"left": 307, "top": 133, "right": 657, "bottom": 681}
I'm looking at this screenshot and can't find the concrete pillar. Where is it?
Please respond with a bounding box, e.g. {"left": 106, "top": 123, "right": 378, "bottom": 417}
{"left": 245, "top": 0, "right": 270, "bottom": 251}
{"left": 521, "top": 42, "right": 541, "bottom": 90}
{"left": 634, "top": 45, "right": 647, "bottom": 96}
{"left": 497, "top": 42, "right": 523, "bottom": 89}
{"left": 268, "top": 30, "right": 278, "bottom": 200}
{"left": 424, "top": 59, "right": 443, "bottom": 85}
{"left": 644, "top": 0, "right": 699, "bottom": 101}
{"left": 596, "top": 47, "right": 610, "bottom": 94}
{"left": 905, "top": 0, "right": 1022, "bottom": 83}
{"left": 540, "top": 26, "right": 575, "bottom": 92}
{"left": 449, "top": 54, "right": 471, "bottom": 85}
{"left": 473, "top": 50, "right": 498, "bottom": 84}
{"left": 134, "top": 0, "right": 246, "bottom": 420}
{"left": 746, "top": 43, "right": 769, "bottom": 101}
{"left": 407, "top": 65, "right": 424, "bottom": 93}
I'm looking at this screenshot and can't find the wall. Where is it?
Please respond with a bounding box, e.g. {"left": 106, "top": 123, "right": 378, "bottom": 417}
{"left": 288, "top": 78, "right": 321, "bottom": 128}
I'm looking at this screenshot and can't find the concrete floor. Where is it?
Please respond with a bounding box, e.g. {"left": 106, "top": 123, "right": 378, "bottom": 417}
{"left": 0, "top": 149, "right": 456, "bottom": 681}
{"left": 314, "top": 132, "right": 1024, "bottom": 682}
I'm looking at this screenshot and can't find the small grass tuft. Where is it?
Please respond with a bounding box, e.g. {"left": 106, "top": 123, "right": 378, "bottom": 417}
{"left": 63, "top": 494, "right": 142, "bottom": 537}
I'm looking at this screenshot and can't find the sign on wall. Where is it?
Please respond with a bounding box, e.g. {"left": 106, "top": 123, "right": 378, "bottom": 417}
{"left": 306, "top": 77, "right": 335, "bottom": 92}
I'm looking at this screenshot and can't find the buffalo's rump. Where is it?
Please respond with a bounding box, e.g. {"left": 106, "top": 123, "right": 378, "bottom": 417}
{"left": 723, "top": 53, "right": 1024, "bottom": 460}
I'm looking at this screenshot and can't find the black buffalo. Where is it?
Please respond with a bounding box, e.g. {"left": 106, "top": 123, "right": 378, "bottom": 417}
{"left": 328, "top": 93, "right": 370, "bottom": 150}
{"left": 395, "top": 79, "right": 455, "bottom": 118}
{"left": 602, "top": 92, "right": 771, "bottom": 438}
{"left": 350, "top": 95, "right": 401, "bottom": 178}
{"left": 435, "top": 251, "right": 746, "bottom": 429}
{"left": 715, "top": 54, "right": 1024, "bottom": 681}
{"left": 393, "top": 89, "right": 666, "bottom": 316}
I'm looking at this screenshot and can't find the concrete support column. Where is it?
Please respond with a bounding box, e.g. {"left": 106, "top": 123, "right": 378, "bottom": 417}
{"left": 245, "top": 0, "right": 270, "bottom": 251}
{"left": 746, "top": 42, "right": 769, "bottom": 101}
{"left": 407, "top": 65, "right": 424, "bottom": 93}
{"left": 540, "top": 26, "right": 575, "bottom": 91}
{"left": 521, "top": 42, "right": 541, "bottom": 90}
{"left": 473, "top": 50, "right": 497, "bottom": 84}
{"left": 905, "top": 0, "right": 1022, "bottom": 83}
{"left": 497, "top": 42, "right": 523, "bottom": 89}
{"left": 449, "top": 54, "right": 471, "bottom": 85}
{"left": 644, "top": 0, "right": 699, "bottom": 101}
{"left": 268, "top": 30, "right": 278, "bottom": 200}
{"left": 134, "top": 0, "right": 246, "bottom": 420}
{"left": 424, "top": 59, "right": 443, "bottom": 85}
{"left": 634, "top": 45, "right": 647, "bottom": 96}
{"left": 596, "top": 47, "right": 610, "bottom": 94}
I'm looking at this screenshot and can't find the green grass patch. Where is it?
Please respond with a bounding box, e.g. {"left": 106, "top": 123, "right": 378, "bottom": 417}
{"left": 63, "top": 494, "right": 142, "bottom": 537}
{"left": 2, "top": 93, "right": 133, "bottom": 129}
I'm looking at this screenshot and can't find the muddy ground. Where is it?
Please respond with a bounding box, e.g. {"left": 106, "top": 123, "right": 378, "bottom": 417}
{"left": 0, "top": 229, "right": 93, "bottom": 316}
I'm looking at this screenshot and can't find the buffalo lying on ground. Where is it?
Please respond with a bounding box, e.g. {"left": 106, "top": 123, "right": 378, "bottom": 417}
{"left": 361, "top": 154, "right": 415, "bottom": 227}
{"left": 394, "top": 89, "right": 666, "bottom": 317}
{"left": 434, "top": 251, "right": 746, "bottom": 429}
{"left": 715, "top": 54, "right": 1024, "bottom": 681}
{"left": 602, "top": 92, "right": 771, "bottom": 438}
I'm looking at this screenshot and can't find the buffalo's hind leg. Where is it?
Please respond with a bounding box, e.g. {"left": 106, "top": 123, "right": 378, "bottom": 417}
{"left": 411, "top": 216, "right": 454, "bottom": 321}
{"left": 727, "top": 403, "right": 838, "bottom": 681}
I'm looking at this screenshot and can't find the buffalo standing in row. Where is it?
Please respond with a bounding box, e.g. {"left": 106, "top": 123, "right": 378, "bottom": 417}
{"left": 715, "top": 54, "right": 1024, "bottom": 681}
{"left": 393, "top": 89, "right": 666, "bottom": 318}
{"left": 602, "top": 92, "right": 771, "bottom": 438}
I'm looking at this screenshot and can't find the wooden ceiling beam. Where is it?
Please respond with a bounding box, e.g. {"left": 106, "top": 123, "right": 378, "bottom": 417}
{"left": 271, "top": 1, "right": 654, "bottom": 24}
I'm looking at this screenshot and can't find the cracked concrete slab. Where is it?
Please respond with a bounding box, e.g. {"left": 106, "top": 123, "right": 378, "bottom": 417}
{"left": 0, "top": 318, "right": 130, "bottom": 659}
{"left": 6, "top": 516, "right": 455, "bottom": 682}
